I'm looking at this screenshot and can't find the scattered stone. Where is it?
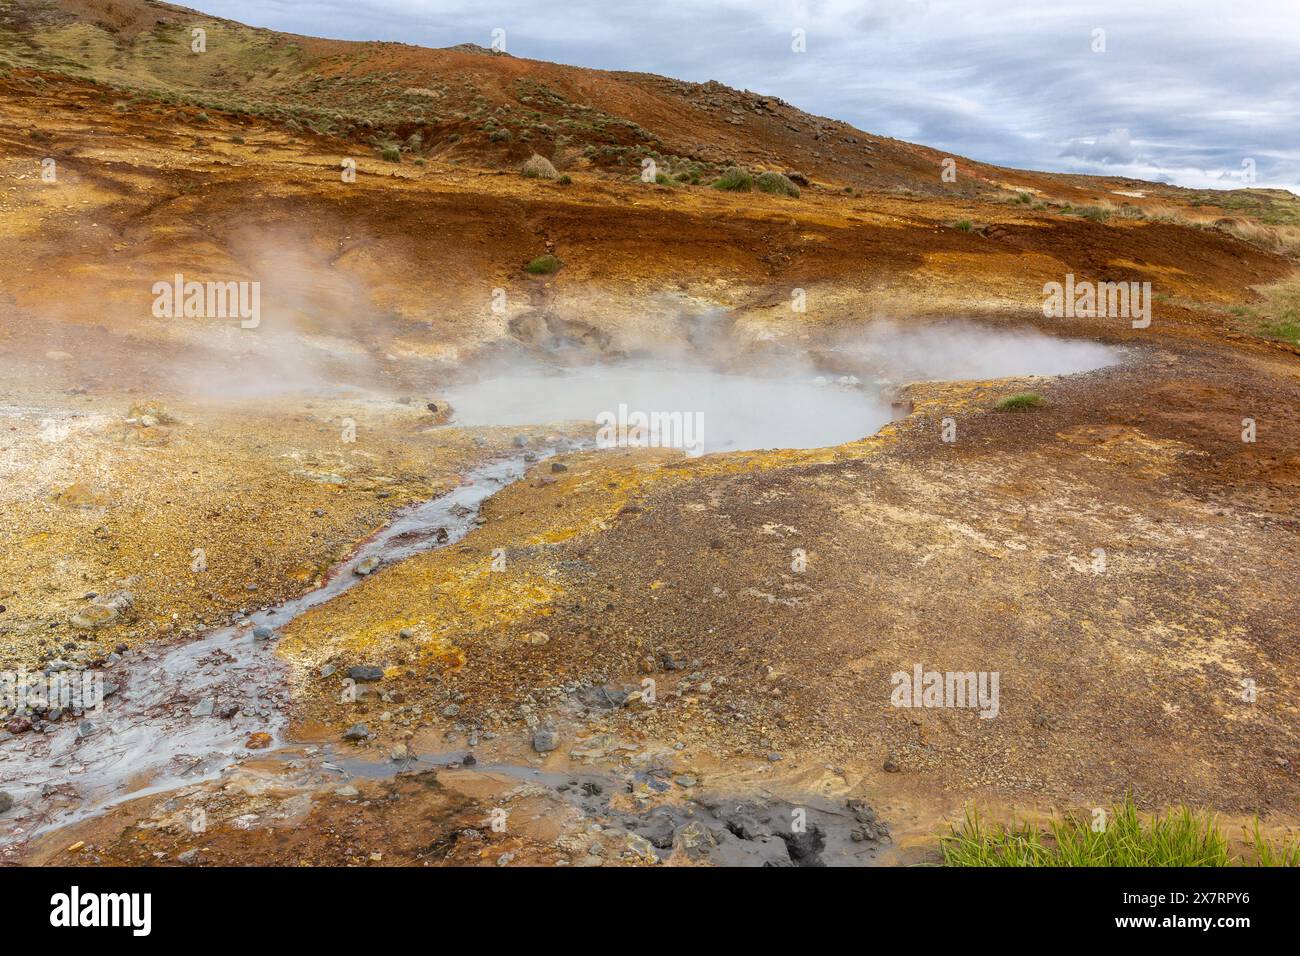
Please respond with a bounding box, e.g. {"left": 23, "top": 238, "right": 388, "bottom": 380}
{"left": 550, "top": 462, "right": 568, "bottom": 472}
{"left": 883, "top": 757, "right": 900, "bottom": 773}
{"left": 441, "top": 703, "right": 460, "bottom": 717}
{"left": 344, "top": 722, "right": 370, "bottom": 741}
{"left": 0, "top": 791, "right": 13, "bottom": 815}
{"left": 767, "top": 752, "right": 782, "bottom": 762}
{"left": 319, "top": 664, "right": 336, "bottom": 678}
{"left": 390, "top": 744, "right": 411, "bottom": 762}
{"left": 349, "top": 665, "right": 384, "bottom": 682}
{"left": 245, "top": 732, "right": 273, "bottom": 750}
{"left": 127, "top": 400, "right": 176, "bottom": 425}
{"left": 398, "top": 628, "right": 415, "bottom": 639}
{"left": 176, "top": 849, "right": 200, "bottom": 865}
{"left": 426, "top": 401, "right": 453, "bottom": 425}
{"left": 624, "top": 832, "right": 659, "bottom": 863}
{"left": 673, "top": 821, "right": 718, "bottom": 860}
{"left": 70, "top": 603, "right": 118, "bottom": 629}
{"left": 334, "top": 785, "right": 359, "bottom": 797}
{"left": 579, "top": 685, "right": 628, "bottom": 709}
{"left": 253, "top": 625, "right": 276, "bottom": 641}
{"left": 354, "top": 555, "right": 381, "bottom": 576}
{"left": 463, "top": 753, "right": 477, "bottom": 766}
{"left": 5, "top": 717, "right": 32, "bottom": 735}
{"left": 533, "top": 727, "right": 558, "bottom": 753}
{"left": 189, "top": 697, "right": 214, "bottom": 718}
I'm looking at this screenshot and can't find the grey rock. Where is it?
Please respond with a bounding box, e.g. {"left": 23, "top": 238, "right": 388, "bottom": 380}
{"left": 253, "top": 625, "right": 276, "bottom": 641}
{"left": 343, "top": 722, "right": 370, "bottom": 741}
{"left": 349, "top": 666, "right": 384, "bottom": 682}
{"left": 0, "top": 791, "right": 13, "bottom": 815}
{"left": 533, "top": 727, "right": 558, "bottom": 753}
{"left": 190, "top": 697, "right": 214, "bottom": 718}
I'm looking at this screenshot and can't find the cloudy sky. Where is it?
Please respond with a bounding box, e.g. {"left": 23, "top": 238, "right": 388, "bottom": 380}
{"left": 198, "top": 0, "right": 1299, "bottom": 191}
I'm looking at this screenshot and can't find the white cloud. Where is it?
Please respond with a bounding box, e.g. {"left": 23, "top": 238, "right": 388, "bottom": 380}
{"left": 196, "top": 0, "right": 1300, "bottom": 191}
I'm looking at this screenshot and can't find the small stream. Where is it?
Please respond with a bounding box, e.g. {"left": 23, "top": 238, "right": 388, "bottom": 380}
{"left": 0, "top": 448, "right": 562, "bottom": 843}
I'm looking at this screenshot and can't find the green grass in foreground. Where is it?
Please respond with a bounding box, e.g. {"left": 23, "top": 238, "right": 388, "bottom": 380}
{"left": 996, "top": 392, "right": 1044, "bottom": 411}
{"left": 943, "top": 798, "right": 1300, "bottom": 866}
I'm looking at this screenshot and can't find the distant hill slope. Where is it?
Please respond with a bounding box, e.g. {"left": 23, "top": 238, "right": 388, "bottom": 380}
{"left": 0, "top": 0, "right": 1199, "bottom": 201}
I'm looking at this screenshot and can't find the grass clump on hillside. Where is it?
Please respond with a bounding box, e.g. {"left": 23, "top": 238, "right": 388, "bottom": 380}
{"left": 755, "top": 171, "right": 801, "bottom": 197}
{"left": 521, "top": 153, "right": 558, "bottom": 179}
{"left": 954, "top": 219, "right": 973, "bottom": 231}
{"left": 1260, "top": 319, "right": 1300, "bottom": 344}
{"left": 1230, "top": 273, "right": 1300, "bottom": 345}
{"left": 711, "top": 166, "right": 753, "bottom": 191}
{"left": 996, "top": 392, "right": 1044, "bottom": 411}
{"left": 379, "top": 144, "right": 401, "bottom": 163}
{"left": 1073, "top": 205, "right": 1111, "bottom": 222}
{"left": 1255, "top": 275, "right": 1300, "bottom": 342}
{"left": 524, "top": 254, "right": 561, "bottom": 275}
{"left": 673, "top": 163, "right": 704, "bottom": 185}
{"left": 942, "top": 797, "right": 1300, "bottom": 866}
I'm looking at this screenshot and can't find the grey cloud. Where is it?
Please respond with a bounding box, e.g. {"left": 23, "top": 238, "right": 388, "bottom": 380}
{"left": 197, "top": 0, "right": 1300, "bottom": 191}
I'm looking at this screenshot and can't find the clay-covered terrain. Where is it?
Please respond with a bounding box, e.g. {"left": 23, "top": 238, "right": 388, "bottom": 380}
{"left": 1, "top": 0, "right": 1297, "bottom": 867}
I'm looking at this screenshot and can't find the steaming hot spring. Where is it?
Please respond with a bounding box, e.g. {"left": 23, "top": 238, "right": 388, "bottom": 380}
{"left": 441, "top": 322, "right": 1120, "bottom": 454}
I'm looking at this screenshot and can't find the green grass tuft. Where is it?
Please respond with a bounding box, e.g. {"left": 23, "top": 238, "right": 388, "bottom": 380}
{"left": 755, "top": 171, "right": 800, "bottom": 197}
{"left": 954, "top": 219, "right": 973, "bottom": 231}
{"left": 1259, "top": 320, "right": 1300, "bottom": 344}
{"left": 524, "top": 254, "right": 561, "bottom": 275}
{"left": 943, "top": 796, "right": 1300, "bottom": 866}
{"left": 711, "top": 166, "right": 753, "bottom": 191}
{"left": 996, "top": 392, "right": 1044, "bottom": 411}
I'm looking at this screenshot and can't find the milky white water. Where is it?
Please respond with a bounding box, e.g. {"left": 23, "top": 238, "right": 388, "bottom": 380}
{"left": 444, "top": 366, "right": 891, "bottom": 454}
{"left": 443, "top": 325, "right": 1121, "bottom": 453}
